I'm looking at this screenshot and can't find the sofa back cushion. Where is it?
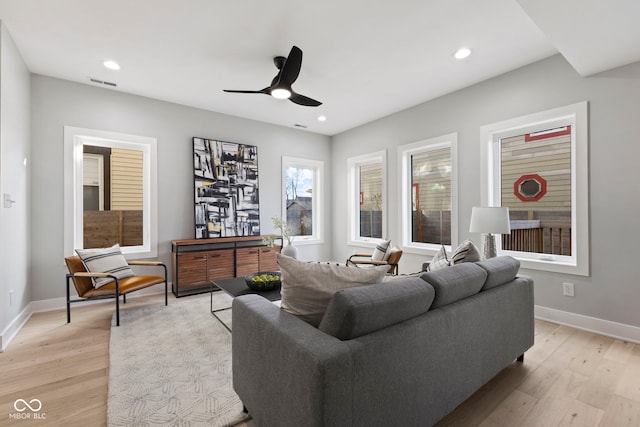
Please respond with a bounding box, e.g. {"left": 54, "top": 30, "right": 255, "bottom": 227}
{"left": 278, "top": 254, "right": 390, "bottom": 327}
{"left": 319, "top": 277, "right": 435, "bottom": 340}
{"left": 420, "top": 263, "right": 487, "bottom": 309}
{"left": 476, "top": 256, "right": 520, "bottom": 290}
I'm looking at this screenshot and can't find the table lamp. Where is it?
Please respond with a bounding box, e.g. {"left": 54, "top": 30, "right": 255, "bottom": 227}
{"left": 469, "top": 207, "right": 511, "bottom": 259}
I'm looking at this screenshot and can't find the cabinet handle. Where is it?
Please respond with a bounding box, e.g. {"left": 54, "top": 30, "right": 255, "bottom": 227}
{"left": 210, "top": 254, "right": 221, "bottom": 258}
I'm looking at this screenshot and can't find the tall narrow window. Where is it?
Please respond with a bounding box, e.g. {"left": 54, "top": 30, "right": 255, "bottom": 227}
{"left": 282, "top": 157, "right": 324, "bottom": 244}
{"left": 481, "top": 102, "right": 589, "bottom": 275}
{"left": 348, "top": 150, "right": 386, "bottom": 245}
{"left": 399, "top": 134, "right": 458, "bottom": 253}
{"left": 501, "top": 126, "right": 571, "bottom": 255}
{"left": 64, "top": 126, "right": 158, "bottom": 258}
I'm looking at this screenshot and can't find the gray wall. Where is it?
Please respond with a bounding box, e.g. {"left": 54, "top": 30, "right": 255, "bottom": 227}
{"left": 331, "top": 54, "right": 640, "bottom": 328}
{"left": 0, "top": 23, "right": 31, "bottom": 339}
{"left": 10, "top": 50, "right": 640, "bottom": 334}
{"left": 30, "top": 75, "right": 331, "bottom": 301}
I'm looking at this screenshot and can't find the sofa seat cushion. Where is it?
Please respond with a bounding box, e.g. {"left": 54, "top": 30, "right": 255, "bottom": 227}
{"left": 277, "top": 254, "right": 390, "bottom": 327}
{"left": 420, "top": 263, "right": 487, "bottom": 309}
{"left": 319, "top": 277, "right": 435, "bottom": 340}
{"left": 476, "top": 256, "right": 520, "bottom": 290}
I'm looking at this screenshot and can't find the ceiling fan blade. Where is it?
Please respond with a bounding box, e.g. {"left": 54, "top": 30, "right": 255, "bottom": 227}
{"left": 223, "top": 87, "right": 270, "bottom": 94}
{"left": 289, "top": 92, "right": 322, "bottom": 107}
{"left": 278, "top": 46, "right": 302, "bottom": 86}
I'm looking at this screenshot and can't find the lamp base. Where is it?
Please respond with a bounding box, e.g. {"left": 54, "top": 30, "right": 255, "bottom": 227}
{"left": 482, "top": 233, "right": 497, "bottom": 259}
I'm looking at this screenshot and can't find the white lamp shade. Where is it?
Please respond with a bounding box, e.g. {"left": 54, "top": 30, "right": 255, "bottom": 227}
{"left": 469, "top": 207, "right": 511, "bottom": 234}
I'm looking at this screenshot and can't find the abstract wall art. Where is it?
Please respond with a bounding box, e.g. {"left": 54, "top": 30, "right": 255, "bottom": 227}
{"left": 193, "top": 137, "right": 260, "bottom": 238}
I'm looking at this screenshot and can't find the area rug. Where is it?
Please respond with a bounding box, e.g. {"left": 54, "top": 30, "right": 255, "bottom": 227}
{"left": 108, "top": 293, "right": 248, "bottom": 426}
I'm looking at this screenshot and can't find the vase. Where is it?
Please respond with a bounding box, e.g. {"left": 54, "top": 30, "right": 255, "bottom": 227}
{"left": 281, "top": 243, "right": 298, "bottom": 259}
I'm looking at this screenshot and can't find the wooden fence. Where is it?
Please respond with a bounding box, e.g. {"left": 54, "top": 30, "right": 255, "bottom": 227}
{"left": 83, "top": 210, "right": 143, "bottom": 249}
{"left": 502, "top": 220, "right": 571, "bottom": 255}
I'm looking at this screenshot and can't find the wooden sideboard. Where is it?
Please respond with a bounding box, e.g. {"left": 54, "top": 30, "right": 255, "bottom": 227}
{"left": 171, "top": 236, "right": 281, "bottom": 297}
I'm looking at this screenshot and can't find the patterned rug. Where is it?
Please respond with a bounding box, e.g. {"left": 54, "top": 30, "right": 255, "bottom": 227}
{"left": 108, "top": 293, "right": 248, "bottom": 426}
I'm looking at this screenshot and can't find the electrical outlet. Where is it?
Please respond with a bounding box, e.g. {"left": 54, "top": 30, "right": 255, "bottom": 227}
{"left": 562, "top": 282, "right": 575, "bottom": 297}
{"left": 9, "top": 290, "right": 14, "bottom": 306}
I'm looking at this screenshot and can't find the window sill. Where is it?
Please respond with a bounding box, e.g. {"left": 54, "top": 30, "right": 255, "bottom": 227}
{"left": 290, "top": 236, "right": 324, "bottom": 246}
{"left": 503, "top": 252, "right": 588, "bottom": 277}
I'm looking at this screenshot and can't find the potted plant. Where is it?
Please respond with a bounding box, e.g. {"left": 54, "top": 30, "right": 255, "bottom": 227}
{"left": 272, "top": 216, "right": 297, "bottom": 259}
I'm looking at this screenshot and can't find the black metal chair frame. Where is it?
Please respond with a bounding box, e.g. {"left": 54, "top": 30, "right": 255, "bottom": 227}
{"left": 66, "top": 263, "right": 167, "bottom": 327}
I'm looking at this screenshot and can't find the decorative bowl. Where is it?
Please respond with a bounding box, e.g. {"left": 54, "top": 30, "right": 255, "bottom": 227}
{"left": 244, "top": 272, "right": 281, "bottom": 291}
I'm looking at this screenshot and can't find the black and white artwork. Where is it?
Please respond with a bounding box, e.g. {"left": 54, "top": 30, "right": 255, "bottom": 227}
{"left": 193, "top": 137, "right": 260, "bottom": 238}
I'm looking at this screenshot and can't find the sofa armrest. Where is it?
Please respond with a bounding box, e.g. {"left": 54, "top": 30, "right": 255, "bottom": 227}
{"left": 232, "top": 295, "right": 354, "bottom": 427}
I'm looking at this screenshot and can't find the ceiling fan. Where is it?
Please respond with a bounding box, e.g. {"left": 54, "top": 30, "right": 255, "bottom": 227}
{"left": 224, "top": 46, "right": 322, "bottom": 107}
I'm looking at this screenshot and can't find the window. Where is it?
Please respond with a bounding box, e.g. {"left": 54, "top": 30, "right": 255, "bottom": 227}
{"left": 399, "top": 133, "right": 458, "bottom": 253}
{"left": 282, "top": 156, "right": 324, "bottom": 244}
{"left": 480, "top": 101, "right": 589, "bottom": 275}
{"left": 348, "top": 150, "right": 386, "bottom": 245}
{"left": 64, "top": 126, "right": 158, "bottom": 258}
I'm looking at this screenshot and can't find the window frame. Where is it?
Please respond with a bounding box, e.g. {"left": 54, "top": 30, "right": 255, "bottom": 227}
{"left": 281, "top": 156, "right": 324, "bottom": 245}
{"left": 480, "top": 101, "right": 589, "bottom": 276}
{"left": 64, "top": 126, "right": 158, "bottom": 258}
{"left": 398, "top": 133, "right": 458, "bottom": 254}
{"left": 347, "top": 150, "right": 387, "bottom": 247}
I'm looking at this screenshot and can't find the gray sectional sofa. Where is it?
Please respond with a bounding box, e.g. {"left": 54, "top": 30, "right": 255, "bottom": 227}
{"left": 232, "top": 256, "right": 534, "bottom": 426}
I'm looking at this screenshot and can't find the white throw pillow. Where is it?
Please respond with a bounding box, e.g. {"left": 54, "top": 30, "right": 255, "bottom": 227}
{"left": 451, "top": 239, "right": 481, "bottom": 264}
{"left": 277, "top": 254, "right": 389, "bottom": 327}
{"left": 371, "top": 239, "right": 391, "bottom": 261}
{"left": 76, "top": 244, "right": 135, "bottom": 288}
{"left": 426, "top": 245, "right": 451, "bottom": 271}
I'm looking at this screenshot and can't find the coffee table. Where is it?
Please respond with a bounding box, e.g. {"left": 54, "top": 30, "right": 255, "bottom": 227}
{"left": 210, "top": 277, "right": 281, "bottom": 330}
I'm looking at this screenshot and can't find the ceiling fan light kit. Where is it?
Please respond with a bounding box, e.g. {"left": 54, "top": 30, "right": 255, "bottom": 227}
{"left": 270, "top": 88, "right": 291, "bottom": 99}
{"left": 224, "top": 45, "right": 322, "bottom": 107}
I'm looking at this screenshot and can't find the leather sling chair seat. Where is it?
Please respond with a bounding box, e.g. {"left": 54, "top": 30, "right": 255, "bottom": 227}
{"left": 346, "top": 246, "right": 403, "bottom": 275}
{"left": 65, "top": 255, "right": 167, "bottom": 326}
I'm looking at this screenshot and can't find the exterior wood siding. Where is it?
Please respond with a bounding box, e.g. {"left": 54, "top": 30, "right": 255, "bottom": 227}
{"left": 501, "top": 133, "right": 571, "bottom": 210}
{"left": 110, "top": 147, "right": 143, "bottom": 210}
{"left": 412, "top": 147, "right": 451, "bottom": 212}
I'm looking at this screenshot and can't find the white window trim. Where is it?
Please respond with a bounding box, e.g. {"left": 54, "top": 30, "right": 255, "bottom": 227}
{"left": 83, "top": 153, "right": 104, "bottom": 210}
{"left": 347, "top": 150, "right": 387, "bottom": 247}
{"left": 480, "top": 101, "right": 589, "bottom": 276}
{"left": 281, "top": 156, "right": 324, "bottom": 245}
{"left": 64, "top": 126, "right": 158, "bottom": 259}
{"left": 398, "top": 133, "right": 458, "bottom": 255}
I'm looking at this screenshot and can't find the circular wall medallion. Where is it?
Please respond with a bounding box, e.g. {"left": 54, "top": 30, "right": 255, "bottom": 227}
{"left": 514, "top": 174, "right": 547, "bottom": 202}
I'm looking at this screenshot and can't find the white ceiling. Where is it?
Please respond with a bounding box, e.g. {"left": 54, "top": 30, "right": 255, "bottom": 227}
{"left": 0, "top": 0, "right": 638, "bottom": 136}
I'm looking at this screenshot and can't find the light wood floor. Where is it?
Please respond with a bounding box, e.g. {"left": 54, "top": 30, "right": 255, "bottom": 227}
{"left": 1, "top": 293, "right": 639, "bottom": 426}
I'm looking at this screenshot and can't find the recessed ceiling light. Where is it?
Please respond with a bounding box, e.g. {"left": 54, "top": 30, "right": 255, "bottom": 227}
{"left": 453, "top": 48, "right": 472, "bottom": 60}
{"left": 103, "top": 60, "right": 121, "bottom": 70}
{"left": 318, "top": 115, "right": 327, "bottom": 122}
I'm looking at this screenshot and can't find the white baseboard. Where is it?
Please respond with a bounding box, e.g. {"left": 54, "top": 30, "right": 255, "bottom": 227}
{"left": 535, "top": 305, "right": 640, "bottom": 344}
{"left": 0, "top": 283, "right": 169, "bottom": 352}
{"left": 0, "top": 304, "right": 32, "bottom": 352}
